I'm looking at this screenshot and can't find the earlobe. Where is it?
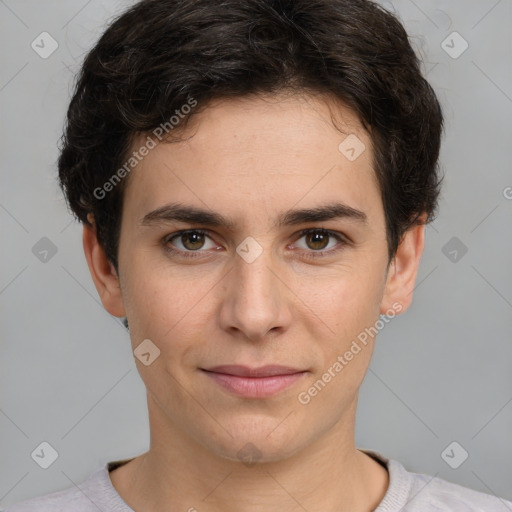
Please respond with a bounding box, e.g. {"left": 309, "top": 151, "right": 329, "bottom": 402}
{"left": 380, "top": 216, "right": 426, "bottom": 316}
{"left": 82, "top": 215, "right": 126, "bottom": 318}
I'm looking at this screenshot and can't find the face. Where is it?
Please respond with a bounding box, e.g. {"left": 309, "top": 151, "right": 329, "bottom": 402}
{"left": 85, "top": 92, "right": 423, "bottom": 464}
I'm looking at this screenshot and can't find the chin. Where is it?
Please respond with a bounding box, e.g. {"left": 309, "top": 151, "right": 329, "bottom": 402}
{"left": 200, "top": 416, "right": 307, "bottom": 465}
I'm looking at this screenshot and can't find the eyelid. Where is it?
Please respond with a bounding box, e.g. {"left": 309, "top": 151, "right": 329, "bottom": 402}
{"left": 295, "top": 227, "right": 350, "bottom": 244}
{"left": 291, "top": 228, "right": 349, "bottom": 259}
{"left": 163, "top": 227, "right": 349, "bottom": 258}
{"left": 165, "top": 229, "right": 217, "bottom": 250}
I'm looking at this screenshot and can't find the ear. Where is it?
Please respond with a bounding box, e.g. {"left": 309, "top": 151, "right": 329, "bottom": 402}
{"left": 380, "top": 214, "right": 426, "bottom": 315}
{"left": 82, "top": 213, "right": 126, "bottom": 318}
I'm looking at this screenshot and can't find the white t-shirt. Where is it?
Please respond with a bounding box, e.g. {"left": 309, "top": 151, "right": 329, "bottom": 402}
{"left": 3, "top": 449, "right": 511, "bottom": 511}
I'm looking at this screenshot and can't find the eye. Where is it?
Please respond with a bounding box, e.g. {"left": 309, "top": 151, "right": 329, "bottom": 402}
{"left": 292, "top": 228, "right": 347, "bottom": 259}
{"left": 162, "top": 228, "right": 348, "bottom": 260}
{"left": 164, "top": 229, "right": 218, "bottom": 258}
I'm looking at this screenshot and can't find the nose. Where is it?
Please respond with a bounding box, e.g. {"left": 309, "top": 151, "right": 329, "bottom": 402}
{"left": 218, "top": 245, "right": 293, "bottom": 343}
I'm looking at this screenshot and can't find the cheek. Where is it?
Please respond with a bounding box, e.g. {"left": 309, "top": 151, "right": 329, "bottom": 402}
{"left": 124, "top": 273, "right": 221, "bottom": 378}
{"left": 125, "top": 261, "right": 208, "bottom": 327}
{"left": 122, "top": 236, "right": 387, "bottom": 349}
{"left": 294, "top": 262, "right": 385, "bottom": 341}
{"left": 297, "top": 275, "right": 384, "bottom": 408}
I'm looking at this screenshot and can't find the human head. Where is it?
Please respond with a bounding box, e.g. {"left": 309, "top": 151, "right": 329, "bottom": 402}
{"left": 58, "top": 0, "right": 444, "bottom": 276}
{"left": 60, "top": 0, "right": 443, "bottom": 465}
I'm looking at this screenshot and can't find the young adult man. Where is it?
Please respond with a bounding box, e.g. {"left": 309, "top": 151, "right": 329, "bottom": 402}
{"left": 6, "top": 0, "right": 512, "bottom": 510}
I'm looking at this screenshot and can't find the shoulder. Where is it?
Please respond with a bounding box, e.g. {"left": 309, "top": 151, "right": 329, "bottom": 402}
{"left": 361, "top": 449, "right": 512, "bottom": 512}
{"left": 2, "top": 486, "right": 95, "bottom": 512}
{"left": 2, "top": 464, "right": 131, "bottom": 512}
{"left": 405, "top": 468, "right": 512, "bottom": 511}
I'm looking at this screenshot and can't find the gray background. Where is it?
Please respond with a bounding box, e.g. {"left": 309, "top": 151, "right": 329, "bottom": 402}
{"left": 1, "top": 0, "right": 511, "bottom": 508}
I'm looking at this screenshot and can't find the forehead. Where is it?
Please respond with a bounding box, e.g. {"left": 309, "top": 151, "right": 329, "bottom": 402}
{"left": 121, "top": 93, "right": 381, "bottom": 228}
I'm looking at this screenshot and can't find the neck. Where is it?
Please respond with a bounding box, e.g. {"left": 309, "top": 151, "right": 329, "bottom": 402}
{"left": 110, "top": 397, "right": 389, "bottom": 512}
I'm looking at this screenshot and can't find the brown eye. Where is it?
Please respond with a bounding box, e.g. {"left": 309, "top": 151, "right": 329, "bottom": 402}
{"left": 304, "top": 231, "right": 330, "bottom": 251}
{"left": 165, "top": 229, "right": 216, "bottom": 255}
{"left": 293, "top": 228, "right": 347, "bottom": 260}
{"left": 180, "top": 231, "right": 206, "bottom": 250}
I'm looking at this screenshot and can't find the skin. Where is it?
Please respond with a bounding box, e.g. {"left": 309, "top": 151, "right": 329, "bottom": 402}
{"left": 83, "top": 92, "right": 425, "bottom": 512}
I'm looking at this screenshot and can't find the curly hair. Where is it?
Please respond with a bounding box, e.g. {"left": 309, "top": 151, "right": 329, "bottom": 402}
{"left": 58, "top": 0, "right": 444, "bottom": 275}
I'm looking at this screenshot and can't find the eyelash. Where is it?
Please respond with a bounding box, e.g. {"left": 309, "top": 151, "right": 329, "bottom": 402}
{"left": 163, "top": 228, "right": 348, "bottom": 260}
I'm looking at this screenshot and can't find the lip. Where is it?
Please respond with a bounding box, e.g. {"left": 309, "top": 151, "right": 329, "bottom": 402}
{"left": 201, "top": 365, "right": 308, "bottom": 398}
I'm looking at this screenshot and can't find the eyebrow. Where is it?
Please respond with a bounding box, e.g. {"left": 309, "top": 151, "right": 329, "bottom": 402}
{"left": 138, "top": 201, "right": 368, "bottom": 230}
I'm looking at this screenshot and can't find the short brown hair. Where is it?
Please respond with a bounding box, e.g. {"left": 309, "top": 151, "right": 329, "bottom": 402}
{"left": 58, "top": 0, "right": 444, "bottom": 273}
